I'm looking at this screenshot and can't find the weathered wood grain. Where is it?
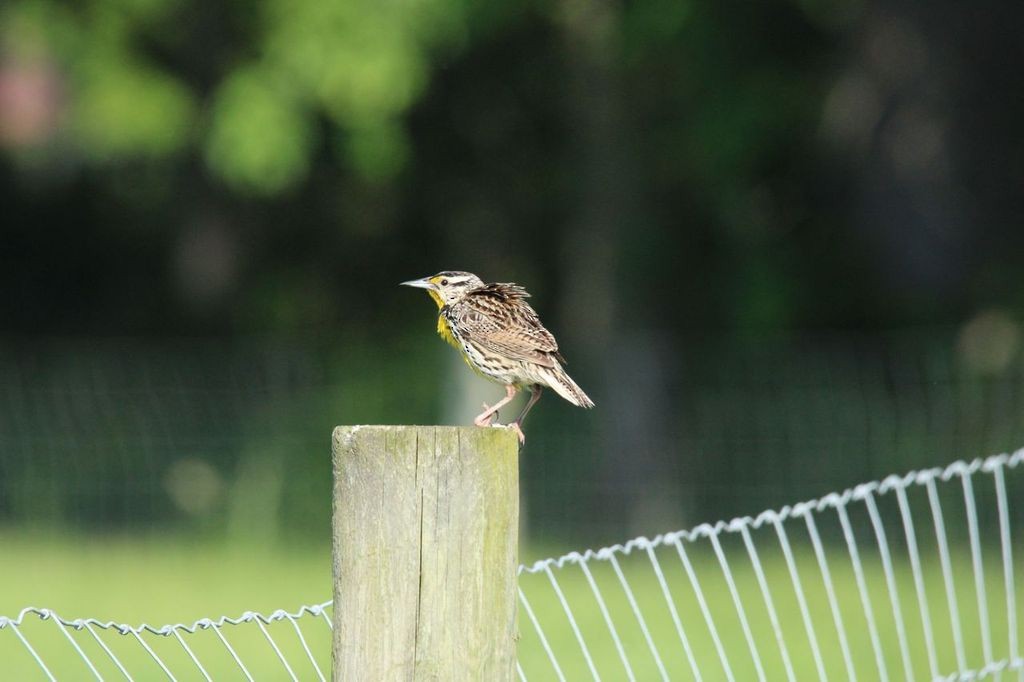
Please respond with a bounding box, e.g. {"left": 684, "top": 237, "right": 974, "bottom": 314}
{"left": 332, "top": 425, "right": 519, "bottom": 681}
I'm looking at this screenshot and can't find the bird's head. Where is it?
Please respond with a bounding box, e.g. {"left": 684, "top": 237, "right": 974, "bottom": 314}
{"left": 400, "top": 271, "right": 484, "bottom": 308}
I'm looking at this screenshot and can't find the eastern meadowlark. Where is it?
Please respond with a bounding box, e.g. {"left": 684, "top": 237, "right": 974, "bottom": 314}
{"left": 401, "top": 271, "right": 594, "bottom": 443}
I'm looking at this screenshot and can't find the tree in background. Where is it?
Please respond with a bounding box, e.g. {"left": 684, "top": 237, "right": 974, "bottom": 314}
{"left": 2, "top": 0, "right": 1024, "bottom": 538}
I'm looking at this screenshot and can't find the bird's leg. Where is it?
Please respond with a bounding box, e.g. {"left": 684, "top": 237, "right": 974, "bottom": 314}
{"left": 479, "top": 403, "right": 498, "bottom": 425}
{"left": 474, "top": 384, "right": 518, "bottom": 427}
{"left": 509, "top": 385, "right": 543, "bottom": 444}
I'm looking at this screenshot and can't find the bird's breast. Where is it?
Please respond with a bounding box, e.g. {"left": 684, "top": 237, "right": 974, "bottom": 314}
{"left": 436, "top": 312, "right": 504, "bottom": 381}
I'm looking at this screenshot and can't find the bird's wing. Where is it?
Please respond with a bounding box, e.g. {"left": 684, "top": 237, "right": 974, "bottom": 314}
{"left": 453, "top": 284, "right": 562, "bottom": 367}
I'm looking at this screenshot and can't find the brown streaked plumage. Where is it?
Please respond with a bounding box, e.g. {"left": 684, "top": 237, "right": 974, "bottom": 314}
{"left": 401, "top": 271, "right": 594, "bottom": 443}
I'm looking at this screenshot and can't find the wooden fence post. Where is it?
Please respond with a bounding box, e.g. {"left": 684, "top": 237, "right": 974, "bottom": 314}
{"left": 332, "top": 425, "right": 519, "bottom": 681}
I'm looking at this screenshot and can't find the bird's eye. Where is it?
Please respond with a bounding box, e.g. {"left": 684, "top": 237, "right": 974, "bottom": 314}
{"left": 441, "top": 279, "right": 449, "bottom": 286}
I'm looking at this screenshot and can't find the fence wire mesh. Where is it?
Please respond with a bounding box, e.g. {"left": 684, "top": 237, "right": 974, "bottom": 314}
{"left": 4, "top": 330, "right": 1024, "bottom": 544}
{"left": 0, "top": 603, "right": 334, "bottom": 681}
{"left": 516, "top": 448, "right": 1024, "bottom": 682}
{"left": 2, "top": 448, "right": 1022, "bottom": 681}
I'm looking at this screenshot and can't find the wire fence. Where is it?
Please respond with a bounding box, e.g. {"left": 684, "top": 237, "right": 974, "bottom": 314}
{"left": 0, "top": 603, "right": 334, "bottom": 681}
{"left": 3, "top": 448, "right": 1022, "bottom": 680}
{"left": 517, "top": 448, "right": 1024, "bottom": 681}
{"left": 4, "top": 328, "right": 1024, "bottom": 544}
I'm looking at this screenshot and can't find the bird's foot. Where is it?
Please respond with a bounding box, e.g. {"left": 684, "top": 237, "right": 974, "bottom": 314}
{"left": 509, "top": 421, "right": 525, "bottom": 444}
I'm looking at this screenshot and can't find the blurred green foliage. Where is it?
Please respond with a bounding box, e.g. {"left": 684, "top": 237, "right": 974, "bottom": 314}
{"left": 3, "top": 11, "right": 1024, "bottom": 680}
{"left": 2, "top": 0, "right": 477, "bottom": 190}
{"left": 3, "top": 0, "right": 1023, "bottom": 336}
{"left": 2, "top": 0, "right": 1024, "bottom": 553}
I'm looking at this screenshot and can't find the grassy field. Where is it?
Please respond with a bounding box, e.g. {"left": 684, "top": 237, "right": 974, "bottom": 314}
{"left": 1, "top": 530, "right": 1020, "bottom": 680}
{"left": 0, "top": 532, "right": 334, "bottom": 680}
{"left": 518, "top": 538, "right": 1021, "bottom": 680}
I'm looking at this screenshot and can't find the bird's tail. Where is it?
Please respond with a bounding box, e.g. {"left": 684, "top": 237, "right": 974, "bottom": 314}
{"left": 541, "top": 364, "right": 595, "bottom": 408}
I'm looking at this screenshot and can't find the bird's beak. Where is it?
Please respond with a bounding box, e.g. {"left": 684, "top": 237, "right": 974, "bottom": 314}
{"left": 400, "top": 277, "right": 437, "bottom": 291}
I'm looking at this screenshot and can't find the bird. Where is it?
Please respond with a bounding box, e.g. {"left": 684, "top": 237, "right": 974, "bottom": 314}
{"left": 401, "top": 271, "right": 594, "bottom": 443}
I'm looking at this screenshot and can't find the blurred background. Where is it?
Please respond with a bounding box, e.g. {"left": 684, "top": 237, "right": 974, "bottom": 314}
{"left": 2, "top": 0, "right": 1024, "bottom": 631}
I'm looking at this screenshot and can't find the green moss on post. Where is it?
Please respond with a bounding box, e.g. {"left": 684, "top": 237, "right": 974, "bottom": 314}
{"left": 332, "top": 425, "right": 519, "bottom": 681}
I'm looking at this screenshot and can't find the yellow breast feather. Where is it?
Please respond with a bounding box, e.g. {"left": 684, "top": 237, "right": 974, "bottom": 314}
{"left": 436, "top": 314, "right": 461, "bottom": 349}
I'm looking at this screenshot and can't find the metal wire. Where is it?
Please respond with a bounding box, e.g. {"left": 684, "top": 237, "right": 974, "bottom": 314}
{"left": 2, "top": 449, "right": 1022, "bottom": 680}
{"left": 515, "top": 448, "right": 1024, "bottom": 680}
{"left": 0, "top": 602, "right": 333, "bottom": 680}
